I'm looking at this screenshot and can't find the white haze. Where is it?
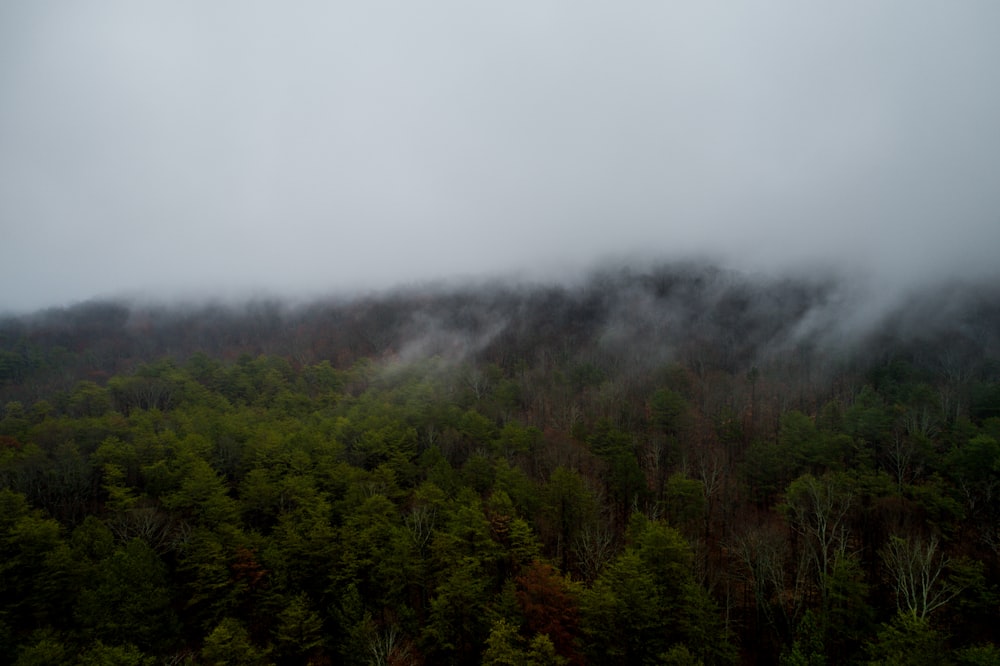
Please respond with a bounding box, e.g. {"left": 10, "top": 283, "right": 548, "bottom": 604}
{"left": 2, "top": 2, "right": 999, "bottom": 312}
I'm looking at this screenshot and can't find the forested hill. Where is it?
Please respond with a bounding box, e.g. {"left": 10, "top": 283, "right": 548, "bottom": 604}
{"left": 1, "top": 263, "right": 1000, "bottom": 664}
{"left": 4, "top": 265, "right": 998, "bottom": 402}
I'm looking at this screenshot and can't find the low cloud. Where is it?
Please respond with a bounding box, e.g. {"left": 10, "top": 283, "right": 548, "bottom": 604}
{"left": 1, "top": 3, "right": 999, "bottom": 313}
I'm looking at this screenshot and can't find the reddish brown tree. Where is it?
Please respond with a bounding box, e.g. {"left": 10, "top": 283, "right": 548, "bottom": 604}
{"left": 515, "top": 560, "right": 583, "bottom": 665}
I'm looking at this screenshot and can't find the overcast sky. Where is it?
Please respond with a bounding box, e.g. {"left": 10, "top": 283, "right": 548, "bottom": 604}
{"left": 2, "top": 2, "right": 999, "bottom": 312}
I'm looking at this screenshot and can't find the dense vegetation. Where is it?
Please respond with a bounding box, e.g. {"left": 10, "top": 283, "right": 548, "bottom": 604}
{"left": 1, "top": 265, "right": 999, "bottom": 665}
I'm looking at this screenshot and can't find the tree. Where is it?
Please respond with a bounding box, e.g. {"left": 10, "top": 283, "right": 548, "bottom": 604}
{"left": 782, "top": 473, "right": 854, "bottom": 608}
{"left": 540, "top": 467, "right": 599, "bottom": 573}
{"left": 743, "top": 440, "right": 798, "bottom": 507}
{"left": 0, "top": 489, "right": 77, "bottom": 638}
{"left": 526, "top": 633, "right": 568, "bottom": 666}
{"left": 202, "top": 618, "right": 271, "bottom": 665}
{"left": 431, "top": 487, "right": 499, "bottom": 575}
{"left": 422, "top": 557, "right": 490, "bottom": 664}
{"left": 488, "top": 490, "right": 542, "bottom": 573}
{"left": 264, "top": 481, "right": 336, "bottom": 594}
{"left": 580, "top": 550, "right": 663, "bottom": 665}
{"left": 661, "top": 471, "right": 704, "bottom": 532}
{"left": 362, "top": 617, "right": 414, "bottom": 666}
{"left": 67, "top": 381, "right": 113, "bottom": 418}
{"left": 845, "top": 387, "right": 892, "bottom": 473}
{"left": 175, "top": 526, "right": 245, "bottom": 631}
{"left": 482, "top": 618, "right": 527, "bottom": 665}
{"left": 272, "top": 593, "right": 325, "bottom": 663}
{"left": 732, "top": 519, "right": 799, "bottom": 652}
{"left": 75, "top": 538, "right": 180, "bottom": 653}
{"left": 632, "top": 518, "right": 736, "bottom": 664}
{"left": 780, "top": 611, "right": 826, "bottom": 666}
{"left": 946, "top": 434, "right": 1000, "bottom": 550}
{"left": 821, "top": 553, "right": 873, "bottom": 661}
{"left": 12, "top": 628, "right": 70, "bottom": 666}
{"left": 955, "top": 643, "right": 1000, "bottom": 666}
{"left": 571, "top": 523, "right": 617, "bottom": 583}
{"left": 515, "top": 561, "right": 582, "bottom": 664}
{"left": 587, "top": 420, "right": 648, "bottom": 522}
{"left": 161, "top": 456, "right": 239, "bottom": 528}
{"left": 865, "top": 612, "right": 946, "bottom": 666}
{"left": 336, "top": 493, "right": 412, "bottom": 613}
{"left": 662, "top": 643, "right": 706, "bottom": 666}
{"left": 77, "top": 641, "right": 155, "bottom": 666}
{"left": 881, "top": 534, "right": 963, "bottom": 621}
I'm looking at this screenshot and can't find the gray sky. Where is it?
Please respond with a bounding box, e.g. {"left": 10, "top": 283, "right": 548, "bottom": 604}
{"left": 2, "top": 2, "right": 999, "bottom": 312}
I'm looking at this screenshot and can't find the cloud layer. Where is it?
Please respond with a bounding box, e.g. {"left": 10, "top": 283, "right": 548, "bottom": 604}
{"left": 2, "top": 2, "right": 999, "bottom": 311}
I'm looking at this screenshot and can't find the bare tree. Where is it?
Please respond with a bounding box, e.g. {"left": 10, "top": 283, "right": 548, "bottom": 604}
{"left": 783, "top": 473, "right": 853, "bottom": 607}
{"left": 936, "top": 348, "right": 977, "bottom": 421}
{"left": 460, "top": 364, "right": 493, "bottom": 401}
{"left": 886, "top": 431, "right": 922, "bottom": 491}
{"left": 404, "top": 504, "right": 437, "bottom": 555}
{"left": 695, "top": 443, "right": 725, "bottom": 541}
{"left": 367, "top": 622, "right": 414, "bottom": 666}
{"left": 108, "top": 505, "right": 178, "bottom": 554}
{"left": 732, "top": 520, "right": 805, "bottom": 638}
{"left": 881, "top": 534, "right": 963, "bottom": 620}
{"left": 572, "top": 524, "right": 618, "bottom": 583}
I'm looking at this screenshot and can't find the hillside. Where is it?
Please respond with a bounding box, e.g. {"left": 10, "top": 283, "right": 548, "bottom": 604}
{"left": 2, "top": 263, "right": 999, "bottom": 664}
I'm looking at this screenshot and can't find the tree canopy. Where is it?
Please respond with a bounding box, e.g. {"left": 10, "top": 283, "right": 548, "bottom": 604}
{"left": 2, "top": 265, "right": 999, "bottom": 663}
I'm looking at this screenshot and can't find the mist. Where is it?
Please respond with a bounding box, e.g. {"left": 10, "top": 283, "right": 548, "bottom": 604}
{"left": 2, "top": 2, "right": 1000, "bottom": 313}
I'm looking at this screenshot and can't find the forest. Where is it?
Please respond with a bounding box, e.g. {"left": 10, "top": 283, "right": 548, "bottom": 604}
{"left": 1, "top": 264, "right": 999, "bottom": 665}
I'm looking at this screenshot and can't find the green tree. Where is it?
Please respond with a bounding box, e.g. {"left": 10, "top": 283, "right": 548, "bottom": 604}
{"left": 663, "top": 472, "right": 706, "bottom": 535}
{"left": 527, "top": 633, "right": 568, "bottom": 666}
{"left": 67, "top": 381, "right": 113, "bottom": 418}
{"left": 423, "top": 557, "right": 491, "bottom": 665}
{"left": 431, "top": 487, "right": 499, "bottom": 574}
{"left": 955, "top": 643, "right": 1000, "bottom": 666}
{"left": 272, "top": 593, "right": 325, "bottom": 663}
{"left": 161, "top": 456, "right": 239, "bottom": 528}
{"left": 263, "top": 481, "right": 336, "bottom": 594}
{"left": 0, "top": 490, "right": 77, "bottom": 637}
{"left": 175, "top": 526, "right": 245, "bottom": 631}
{"left": 75, "top": 539, "right": 180, "bottom": 653}
{"left": 337, "top": 493, "right": 415, "bottom": 613}
{"left": 77, "top": 641, "right": 154, "bottom": 666}
{"left": 580, "top": 550, "right": 662, "bottom": 665}
{"left": 630, "top": 516, "right": 736, "bottom": 665}
{"left": 483, "top": 618, "right": 527, "bottom": 665}
{"left": 781, "top": 611, "right": 826, "bottom": 666}
{"left": 946, "top": 434, "right": 1000, "bottom": 546}
{"left": 865, "top": 612, "right": 947, "bottom": 666}
{"left": 12, "top": 628, "right": 70, "bottom": 666}
{"left": 541, "top": 467, "right": 599, "bottom": 573}
{"left": 822, "top": 553, "right": 873, "bottom": 661}
{"left": 423, "top": 559, "right": 488, "bottom": 664}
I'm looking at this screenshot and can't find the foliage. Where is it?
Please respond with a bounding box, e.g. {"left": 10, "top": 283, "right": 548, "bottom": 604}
{"left": 1, "top": 272, "right": 999, "bottom": 662}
